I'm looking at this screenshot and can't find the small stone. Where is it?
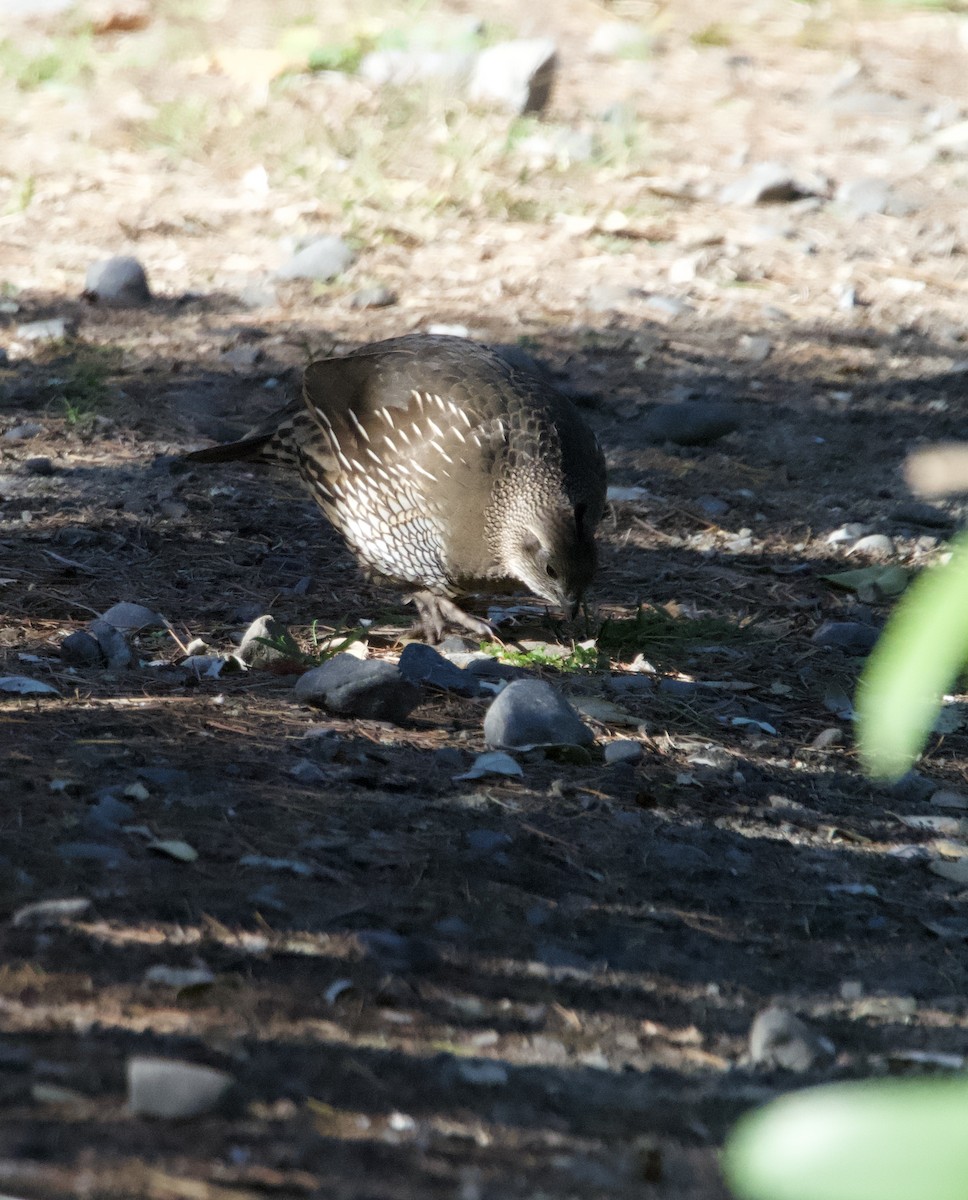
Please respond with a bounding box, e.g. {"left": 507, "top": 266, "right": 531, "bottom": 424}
{"left": 590, "top": 20, "right": 649, "bottom": 58}
{"left": 23, "top": 456, "right": 54, "bottom": 475}
{"left": 56, "top": 841, "right": 130, "bottom": 868}
{"left": 892, "top": 501, "right": 954, "bottom": 530}
{"left": 720, "top": 164, "right": 815, "bottom": 206}
{"left": 294, "top": 654, "right": 421, "bottom": 723}
{"left": 827, "top": 523, "right": 870, "bottom": 546}
{"left": 16, "top": 318, "right": 72, "bottom": 341}
{"left": 603, "top": 739, "right": 643, "bottom": 765}
{"left": 398, "top": 643, "right": 481, "bottom": 696}
{"left": 359, "top": 48, "right": 473, "bottom": 88}
{"left": 289, "top": 758, "right": 328, "bottom": 784}
{"left": 641, "top": 293, "right": 692, "bottom": 318}
{"left": 99, "top": 602, "right": 164, "bottom": 632}
{"left": 696, "top": 495, "right": 729, "bottom": 518}
{"left": 220, "top": 344, "right": 262, "bottom": 369}
{"left": 748, "top": 1006, "right": 832, "bottom": 1072}
{"left": 809, "top": 727, "right": 844, "bottom": 751}
{"left": 348, "top": 285, "right": 398, "bottom": 309}
{"left": 87, "top": 619, "right": 133, "bottom": 669}
{"left": 4, "top": 422, "right": 44, "bottom": 441}
{"left": 483, "top": 678, "right": 594, "bottom": 750}
{"left": 276, "top": 236, "right": 355, "bottom": 282}
{"left": 127, "top": 1057, "right": 233, "bottom": 1119}
{"left": 61, "top": 630, "right": 104, "bottom": 667}
{"left": 850, "top": 533, "right": 894, "bottom": 557}
{"left": 811, "top": 620, "right": 879, "bottom": 654}
{"left": 12, "top": 897, "right": 91, "bottom": 928}
{"left": 238, "top": 614, "right": 292, "bottom": 666}
{"left": 643, "top": 401, "right": 740, "bottom": 446}
{"left": 468, "top": 38, "right": 557, "bottom": 115}
{"left": 83, "top": 256, "right": 151, "bottom": 306}
{"left": 738, "top": 335, "right": 772, "bottom": 362}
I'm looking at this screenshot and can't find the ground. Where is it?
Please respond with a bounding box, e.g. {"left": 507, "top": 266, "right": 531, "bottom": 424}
{"left": 2, "top": 0, "right": 968, "bottom": 1196}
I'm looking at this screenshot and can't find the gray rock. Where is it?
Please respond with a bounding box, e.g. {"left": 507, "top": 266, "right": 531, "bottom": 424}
{"left": 835, "top": 177, "right": 892, "bottom": 217}
{"left": 83, "top": 794, "right": 135, "bottom": 832}
{"left": 850, "top": 533, "right": 895, "bottom": 557}
{"left": 590, "top": 20, "right": 649, "bottom": 58}
{"left": 61, "top": 630, "right": 103, "bottom": 667}
{"left": 83, "top": 256, "right": 151, "bottom": 306}
{"left": 16, "top": 318, "right": 72, "bottom": 341}
{"left": 483, "top": 678, "right": 594, "bottom": 749}
{"left": 696, "top": 494, "right": 729, "bottom": 518}
{"left": 738, "top": 334, "right": 772, "bottom": 362}
{"left": 127, "top": 1057, "right": 233, "bottom": 1119}
{"left": 238, "top": 614, "right": 292, "bottom": 666}
{"left": 643, "top": 401, "right": 740, "bottom": 446}
{"left": 398, "top": 643, "right": 481, "bottom": 696}
{"left": 892, "top": 501, "right": 953, "bottom": 530}
{"left": 603, "top": 739, "right": 643, "bottom": 765}
{"left": 276, "top": 236, "right": 355, "bottom": 282}
{"left": 811, "top": 620, "right": 879, "bottom": 654}
{"left": 359, "top": 48, "right": 473, "bottom": 88}
{"left": 348, "top": 285, "right": 397, "bottom": 309}
{"left": 294, "top": 653, "right": 421, "bottom": 723}
{"left": 468, "top": 38, "right": 557, "bottom": 115}
{"left": 99, "top": 602, "right": 163, "bottom": 632}
{"left": 4, "top": 422, "right": 43, "bottom": 440}
{"left": 720, "top": 164, "right": 815, "bottom": 206}
{"left": 23, "top": 455, "right": 53, "bottom": 475}
{"left": 749, "top": 1006, "right": 832, "bottom": 1072}
{"left": 88, "top": 619, "right": 133, "bottom": 669}
{"left": 641, "top": 293, "right": 693, "bottom": 318}
{"left": 289, "top": 758, "right": 329, "bottom": 784}
{"left": 220, "top": 344, "right": 262, "bottom": 369}
{"left": 57, "top": 841, "right": 130, "bottom": 869}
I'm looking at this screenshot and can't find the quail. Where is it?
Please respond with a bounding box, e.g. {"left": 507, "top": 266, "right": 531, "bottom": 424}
{"left": 186, "top": 334, "right": 607, "bottom": 642}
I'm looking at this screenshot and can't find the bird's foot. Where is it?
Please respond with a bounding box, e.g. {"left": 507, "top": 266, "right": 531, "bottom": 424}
{"left": 408, "top": 591, "right": 497, "bottom": 644}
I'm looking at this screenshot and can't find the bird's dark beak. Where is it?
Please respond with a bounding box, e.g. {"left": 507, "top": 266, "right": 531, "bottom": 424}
{"left": 568, "top": 596, "right": 581, "bottom": 620}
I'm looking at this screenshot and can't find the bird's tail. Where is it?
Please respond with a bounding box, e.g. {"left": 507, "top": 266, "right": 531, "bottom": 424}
{"left": 185, "top": 409, "right": 304, "bottom": 469}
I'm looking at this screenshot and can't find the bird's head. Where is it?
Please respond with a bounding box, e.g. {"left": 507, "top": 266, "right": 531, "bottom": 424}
{"left": 506, "top": 502, "right": 598, "bottom": 616}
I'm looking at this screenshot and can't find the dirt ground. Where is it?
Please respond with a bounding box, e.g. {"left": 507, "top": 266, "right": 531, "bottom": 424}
{"left": 3, "top": 1, "right": 968, "bottom": 1197}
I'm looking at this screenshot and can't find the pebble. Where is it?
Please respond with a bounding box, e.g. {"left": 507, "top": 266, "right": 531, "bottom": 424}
{"left": 398, "top": 642, "right": 481, "bottom": 696}
{"left": 892, "top": 500, "right": 953, "bottom": 530}
{"left": 359, "top": 48, "right": 472, "bottom": 88}
{"left": 641, "top": 293, "right": 692, "bottom": 319}
{"left": 455, "top": 751, "right": 523, "bottom": 780}
{"left": 16, "top": 318, "right": 72, "bottom": 341}
{"left": 83, "top": 794, "right": 134, "bottom": 832}
{"left": 696, "top": 494, "right": 729, "bottom": 518}
{"left": 738, "top": 335, "right": 772, "bottom": 362}
{"left": 4, "top": 422, "right": 43, "bottom": 441}
{"left": 811, "top": 620, "right": 879, "bottom": 654}
{"left": 57, "top": 841, "right": 130, "bottom": 868}
{"left": 826, "top": 522, "right": 870, "bottom": 546}
{"left": 483, "top": 678, "right": 594, "bottom": 750}
{"left": 348, "top": 285, "right": 397, "bottom": 309}
{"left": 99, "top": 601, "right": 164, "bottom": 632}
{"left": 127, "top": 1057, "right": 233, "bottom": 1119}
{"left": 23, "top": 455, "right": 53, "bottom": 475}
{"left": 294, "top": 653, "right": 421, "bottom": 723}
{"left": 12, "top": 897, "right": 91, "bottom": 928}
{"left": 468, "top": 38, "right": 557, "bottom": 115}
{"left": 719, "top": 164, "right": 814, "bottom": 206}
{"left": 83, "top": 255, "right": 151, "bottom": 306}
{"left": 289, "top": 758, "right": 329, "bottom": 784}
{"left": 61, "top": 630, "right": 104, "bottom": 667}
{"left": 238, "top": 614, "right": 291, "bottom": 666}
{"left": 87, "top": 619, "right": 133, "bottom": 669}
{"left": 748, "top": 1005, "right": 832, "bottom": 1072}
{"left": 590, "top": 20, "right": 649, "bottom": 57}
{"left": 642, "top": 401, "right": 740, "bottom": 446}
{"left": 276, "top": 235, "right": 355, "bottom": 282}
{"left": 603, "top": 739, "right": 643, "bottom": 765}
{"left": 850, "top": 533, "right": 895, "bottom": 557}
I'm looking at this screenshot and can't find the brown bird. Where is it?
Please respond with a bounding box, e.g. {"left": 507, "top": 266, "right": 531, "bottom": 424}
{"left": 186, "top": 334, "right": 607, "bottom": 641}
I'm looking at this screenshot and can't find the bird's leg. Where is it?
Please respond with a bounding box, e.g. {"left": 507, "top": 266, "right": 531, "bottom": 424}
{"left": 409, "top": 591, "right": 497, "bottom": 644}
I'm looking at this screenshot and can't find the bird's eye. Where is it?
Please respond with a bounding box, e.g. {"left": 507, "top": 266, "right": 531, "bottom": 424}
{"left": 545, "top": 564, "right": 558, "bottom": 579}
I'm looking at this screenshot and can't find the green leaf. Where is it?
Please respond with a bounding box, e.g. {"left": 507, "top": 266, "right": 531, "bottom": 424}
{"left": 823, "top": 564, "right": 909, "bottom": 598}
{"left": 723, "top": 1075, "right": 968, "bottom": 1200}
{"left": 856, "top": 533, "right": 968, "bottom": 780}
